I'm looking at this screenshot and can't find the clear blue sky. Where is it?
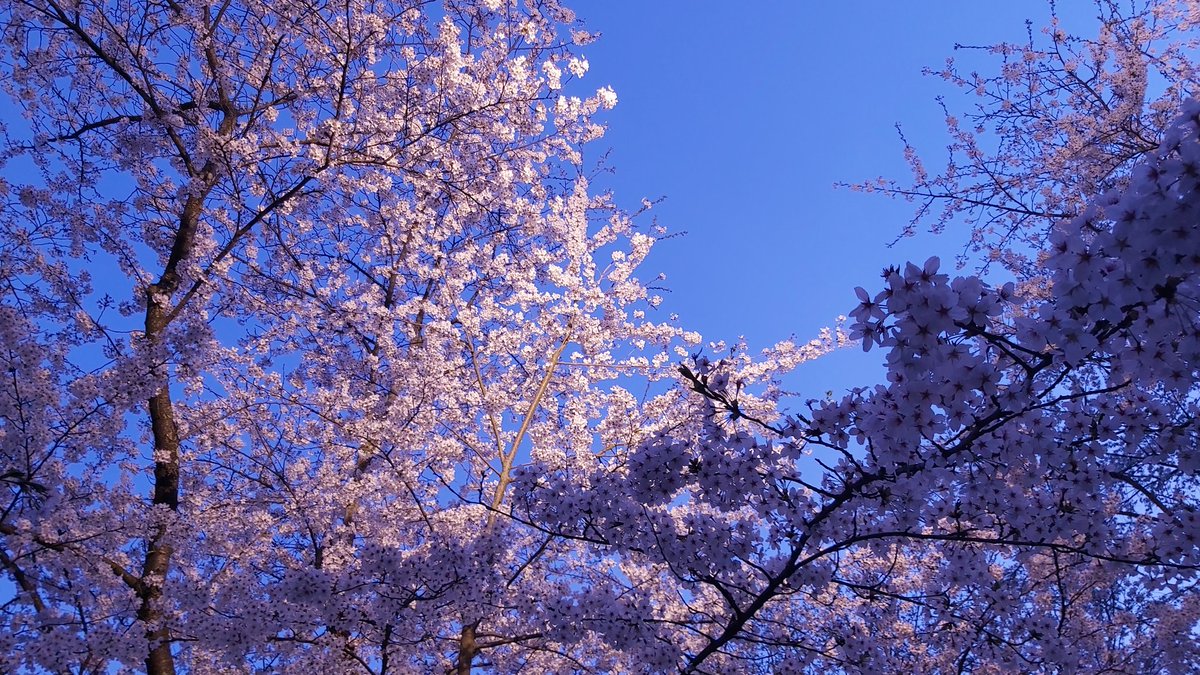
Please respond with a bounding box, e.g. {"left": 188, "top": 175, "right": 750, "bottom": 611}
{"left": 575, "top": 1, "right": 1087, "bottom": 398}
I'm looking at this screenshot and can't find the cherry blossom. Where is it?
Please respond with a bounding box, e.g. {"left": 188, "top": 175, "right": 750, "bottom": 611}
{"left": 2, "top": 0, "right": 1197, "bottom": 673}
{"left": 850, "top": 0, "right": 1200, "bottom": 286}
{"left": 515, "top": 98, "right": 1200, "bottom": 673}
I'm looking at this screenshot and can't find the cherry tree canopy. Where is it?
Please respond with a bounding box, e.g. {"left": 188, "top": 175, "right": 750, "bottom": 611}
{"left": 0, "top": 0, "right": 1197, "bottom": 673}
{"left": 519, "top": 100, "right": 1200, "bottom": 671}
{"left": 852, "top": 0, "right": 1200, "bottom": 286}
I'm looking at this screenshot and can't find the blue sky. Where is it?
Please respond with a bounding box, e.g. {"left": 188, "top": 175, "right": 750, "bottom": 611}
{"left": 575, "top": 1, "right": 1086, "bottom": 398}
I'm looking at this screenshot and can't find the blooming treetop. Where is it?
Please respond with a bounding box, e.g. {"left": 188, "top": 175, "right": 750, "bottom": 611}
{"left": 0, "top": 0, "right": 1197, "bottom": 673}
{"left": 515, "top": 99, "right": 1200, "bottom": 672}
{"left": 852, "top": 0, "right": 1200, "bottom": 286}
{"left": 0, "top": 0, "right": 837, "bottom": 672}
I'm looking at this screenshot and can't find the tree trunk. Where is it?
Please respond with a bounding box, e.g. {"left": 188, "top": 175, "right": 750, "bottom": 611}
{"left": 135, "top": 190, "right": 205, "bottom": 675}
{"left": 456, "top": 622, "right": 478, "bottom": 675}
{"left": 139, "top": 289, "right": 181, "bottom": 675}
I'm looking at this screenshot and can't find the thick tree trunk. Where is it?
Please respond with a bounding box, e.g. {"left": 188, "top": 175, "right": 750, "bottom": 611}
{"left": 456, "top": 622, "right": 478, "bottom": 675}
{"left": 140, "top": 380, "right": 180, "bottom": 675}
{"left": 139, "top": 291, "right": 181, "bottom": 675}
{"left": 135, "top": 190, "right": 204, "bottom": 675}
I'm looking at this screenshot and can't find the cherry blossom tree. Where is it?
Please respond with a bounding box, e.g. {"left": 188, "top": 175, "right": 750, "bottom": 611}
{"left": 852, "top": 0, "right": 1200, "bottom": 285}
{"left": 1, "top": 0, "right": 1197, "bottom": 673}
{"left": 516, "top": 98, "right": 1200, "bottom": 673}
{"left": 0, "top": 0, "right": 791, "bottom": 671}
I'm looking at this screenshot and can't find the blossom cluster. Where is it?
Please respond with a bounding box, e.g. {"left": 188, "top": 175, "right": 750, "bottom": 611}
{"left": 515, "top": 99, "right": 1200, "bottom": 672}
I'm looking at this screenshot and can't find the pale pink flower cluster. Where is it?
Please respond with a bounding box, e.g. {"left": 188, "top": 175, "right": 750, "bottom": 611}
{"left": 1, "top": 0, "right": 1198, "bottom": 672}
{"left": 515, "top": 100, "right": 1200, "bottom": 672}
{"left": 849, "top": 1, "right": 1200, "bottom": 286}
